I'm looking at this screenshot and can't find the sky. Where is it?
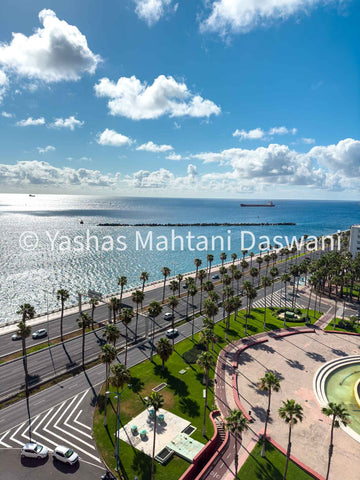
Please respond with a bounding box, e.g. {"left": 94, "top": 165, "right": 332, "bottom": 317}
{"left": 0, "top": 0, "right": 359, "bottom": 199}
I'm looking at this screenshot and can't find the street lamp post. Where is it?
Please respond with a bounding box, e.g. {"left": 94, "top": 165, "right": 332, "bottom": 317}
{"left": 108, "top": 384, "right": 131, "bottom": 472}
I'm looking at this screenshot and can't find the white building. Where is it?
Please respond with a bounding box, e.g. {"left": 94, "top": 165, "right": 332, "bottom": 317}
{"left": 350, "top": 225, "right": 360, "bottom": 257}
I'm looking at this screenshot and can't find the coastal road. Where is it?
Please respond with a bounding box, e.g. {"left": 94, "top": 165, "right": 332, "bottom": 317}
{"left": 0, "top": 248, "right": 323, "bottom": 360}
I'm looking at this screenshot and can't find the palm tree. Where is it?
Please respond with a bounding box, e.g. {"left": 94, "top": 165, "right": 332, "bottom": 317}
{"left": 203, "top": 299, "right": 219, "bottom": 323}
{"left": 89, "top": 297, "right": 99, "bottom": 329}
{"left": 176, "top": 273, "right": 183, "bottom": 297}
{"left": 197, "top": 351, "right": 215, "bottom": 436}
{"left": 103, "top": 323, "right": 120, "bottom": 346}
{"left": 17, "top": 321, "right": 32, "bottom": 399}
{"left": 232, "top": 296, "right": 242, "bottom": 322}
{"left": 169, "top": 280, "right": 179, "bottom": 298}
{"left": 270, "top": 267, "right": 279, "bottom": 308}
{"left": 244, "top": 285, "right": 257, "bottom": 335}
{"left": 250, "top": 251, "right": 255, "bottom": 268}
{"left": 220, "top": 252, "right": 227, "bottom": 266}
{"left": 225, "top": 409, "right": 250, "bottom": 479}
{"left": 131, "top": 289, "right": 144, "bottom": 341}
{"left": 189, "top": 284, "right": 198, "bottom": 340}
{"left": 281, "top": 273, "right": 290, "bottom": 312}
{"left": 148, "top": 301, "right": 162, "bottom": 361}
{"left": 224, "top": 296, "right": 235, "bottom": 340}
{"left": 199, "top": 328, "right": 217, "bottom": 351}
{"left": 194, "top": 258, "right": 202, "bottom": 283}
{"left": 110, "top": 363, "right": 131, "bottom": 455}
{"left": 117, "top": 275, "right": 127, "bottom": 312}
{"left": 290, "top": 265, "right": 299, "bottom": 308}
{"left": 264, "top": 254, "right": 271, "bottom": 276}
{"left": 261, "top": 276, "right": 272, "bottom": 328}
{"left": 231, "top": 252, "right": 238, "bottom": 265}
{"left": 77, "top": 312, "right": 91, "bottom": 369}
{"left": 258, "top": 372, "right": 281, "bottom": 457}
{"left": 208, "top": 290, "right": 220, "bottom": 304}
{"left": 203, "top": 280, "right": 214, "bottom": 299}
{"left": 100, "top": 344, "right": 117, "bottom": 392}
{"left": 234, "top": 269, "right": 242, "bottom": 294}
{"left": 161, "top": 266, "right": 171, "bottom": 302}
{"left": 250, "top": 267, "right": 259, "bottom": 286}
{"left": 57, "top": 289, "right": 69, "bottom": 342}
{"left": 119, "top": 308, "right": 133, "bottom": 366}
{"left": 156, "top": 337, "right": 173, "bottom": 371}
{"left": 207, "top": 254, "right": 214, "bottom": 279}
{"left": 278, "top": 399, "right": 303, "bottom": 480}
{"left": 109, "top": 297, "right": 119, "bottom": 324}
{"left": 17, "top": 304, "right": 36, "bottom": 324}
{"left": 184, "top": 277, "right": 195, "bottom": 319}
{"left": 256, "top": 256, "right": 263, "bottom": 283}
{"left": 140, "top": 271, "right": 149, "bottom": 293}
{"left": 145, "top": 392, "right": 165, "bottom": 480}
{"left": 322, "top": 402, "right": 350, "bottom": 480}
{"left": 168, "top": 295, "right": 178, "bottom": 347}
{"left": 198, "top": 269, "right": 207, "bottom": 313}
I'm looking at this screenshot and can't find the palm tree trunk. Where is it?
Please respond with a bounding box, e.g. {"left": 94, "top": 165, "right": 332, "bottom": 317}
{"left": 261, "top": 390, "right": 271, "bottom": 457}
{"left": 325, "top": 419, "right": 335, "bottom": 480}
{"left": 283, "top": 424, "right": 292, "bottom": 480}
{"left": 271, "top": 280, "right": 275, "bottom": 308}
{"left": 200, "top": 284, "right": 203, "bottom": 314}
{"left": 151, "top": 416, "right": 157, "bottom": 480}
{"left": 60, "top": 302, "right": 64, "bottom": 342}
{"left": 135, "top": 308, "right": 139, "bottom": 341}
{"left": 125, "top": 325, "right": 128, "bottom": 367}
{"left": 82, "top": 325, "right": 85, "bottom": 368}
{"left": 234, "top": 435, "right": 239, "bottom": 479}
{"left": 162, "top": 278, "right": 166, "bottom": 302}
{"left": 186, "top": 292, "right": 189, "bottom": 318}
{"left": 263, "top": 287, "right": 267, "bottom": 328}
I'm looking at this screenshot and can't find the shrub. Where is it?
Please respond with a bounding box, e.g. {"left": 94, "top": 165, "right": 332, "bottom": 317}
{"left": 337, "top": 318, "right": 356, "bottom": 331}
{"left": 182, "top": 344, "right": 206, "bottom": 364}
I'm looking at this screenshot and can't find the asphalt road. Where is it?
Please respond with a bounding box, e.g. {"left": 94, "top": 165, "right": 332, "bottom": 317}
{"left": 0, "top": 251, "right": 326, "bottom": 401}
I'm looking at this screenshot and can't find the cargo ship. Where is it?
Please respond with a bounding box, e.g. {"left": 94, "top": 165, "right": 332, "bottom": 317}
{"left": 240, "top": 201, "right": 275, "bottom": 207}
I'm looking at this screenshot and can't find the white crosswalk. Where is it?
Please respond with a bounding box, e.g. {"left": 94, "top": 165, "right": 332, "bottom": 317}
{"left": 252, "top": 289, "right": 302, "bottom": 309}
{"left": 0, "top": 388, "right": 101, "bottom": 463}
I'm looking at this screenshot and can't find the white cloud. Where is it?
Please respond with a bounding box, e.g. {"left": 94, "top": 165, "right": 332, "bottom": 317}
{"left": 0, "top": 70, "right": 9, "bottom": 103}
{"left": 0, "top": 160, "right": 120, "bottom": 188}
{"left": 37, "top": 145, "right": 56, "bottom": 154}
{"left": 233, "top": 126, "right": 297, "bottom": 141}
{"left": 166, "top": 152, "right": 182, "bottom": 160}
{"left": 16, "top": 117, "right": 45, "bottom": 126}
{"left": 0, "top": 9, "right": 100, "bottom": 83}
{"left": 50, "top": 116, "right": 84, "bottom": 130}
{"left": 94, "top": 75, "right": 221, "bottom": 120}
{"left": 233, "top": 128, "right": 265, "bottom": 140}
{"left": 308, "top": 138, "right": 360, "bottom": 178}
{"left": 1, "top": 111, "right": 13, "bottom": 118}
{"left": 126, "top": 164, "right": 198, "bottom": 189}
{"left": 136, "top": 141, "right": 173, "bottom": 152}
{"left": 97, "top": 128, "right": 132, "bottom": 147}
{"left": 200, "top": 0, "right": 341, "bottom": 36}
{"left": 133, "top": 0, "right": 174, "bottom": 26}
{"left": 302, "top": 137, "right": 315, "bottom": 144}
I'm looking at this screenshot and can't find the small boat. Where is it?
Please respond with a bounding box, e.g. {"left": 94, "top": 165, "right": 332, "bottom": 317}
{"left": 79, "top": 219, "right": 84, "bottom": 225}
{"left": 240, "top": 201, "right": 275, "bottom": 207}
{"left": 29, "top": 194, "right": 35, "bottom": 197}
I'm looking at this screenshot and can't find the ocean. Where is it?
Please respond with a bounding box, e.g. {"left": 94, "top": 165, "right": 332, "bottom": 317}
{"left": 0, "top": 194, "right": 359, "bottom": 325}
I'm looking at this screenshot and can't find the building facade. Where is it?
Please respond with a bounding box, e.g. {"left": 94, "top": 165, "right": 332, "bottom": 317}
{"left": 350, "top": 225, "right": 360, "bottom": 257}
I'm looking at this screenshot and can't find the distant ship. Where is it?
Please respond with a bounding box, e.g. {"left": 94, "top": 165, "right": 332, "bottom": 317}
{"left": 29, "top": 194, "right": 35, "bottom": 197}
{"left": 240, "top": 201, "right": 275, "bottom": 207}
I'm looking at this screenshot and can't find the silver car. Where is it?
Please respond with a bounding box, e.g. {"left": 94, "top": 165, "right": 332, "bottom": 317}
{"left": 53, "top": 445, "right": 79, "bottom": 465}
{"left": 32, "top": 328, "right": 47, "bottom": 339}
{"left": 166, "top": 328, "right": 178, "bottom": 338}
{"left": 21, "top": 442, "right": 49, "bottom": 459}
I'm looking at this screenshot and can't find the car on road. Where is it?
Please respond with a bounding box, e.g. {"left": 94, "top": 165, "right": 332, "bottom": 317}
{"left": 52, "top": 446, "right": 79, "bottom": 465}
{"left": 21, "top": 443, "right": 49, "bottom": 459}
{"left": 166, "top": 328, "right": 178, "bottom": 338}
{"left": 212, "top": 274, "right": 220, "bottom": 279}
{"left": 11, "top": 332, "right": 21, "bottom": 341}
{"left": 164, "top": 312, "right": 173, "bottom": 320}
{"left": 182, "top": 284, "right": 188, "bottom": 289}
{"left": 32, "top": 328, "right": 47, "bottom": 339}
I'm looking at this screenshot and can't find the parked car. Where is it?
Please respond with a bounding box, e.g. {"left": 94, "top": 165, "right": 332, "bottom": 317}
{"left": 164, "top": 313, "right": 173, "bottom": 320}
{"left": 52, "top": 446, "right": 79, "bottom": 465}
{"left": 11, "top": 333, "right": 21, "bottom": 341}
{"left": 166, "top": 328, "right": 178, "bottom": 338}
{"left": 212, "top": 274, "right": 220, "bottom": 280}
{"left": 21, "top": 443, "right": 49, "bottom": 459}
{"left": 32, "top": 328, "right": 47, "bottom": 339}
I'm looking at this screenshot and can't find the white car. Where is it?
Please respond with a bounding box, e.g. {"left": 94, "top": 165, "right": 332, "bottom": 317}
{"left": 21, "top": 443, "right": 49, "bottom": 459}
{"left": 164, "top": 312, "right": 173, "bottom": 320}
{"left": 166, "top": 328, "right": 178, "bottom": 338}
{"left": 53, "top": 445, "right": 79, "bottom": 465}
{"left": 32, "top": 328, "right": 47, "bottom": 339}
{"left": 11, "top": 333, "right": 21, "bottom": 341}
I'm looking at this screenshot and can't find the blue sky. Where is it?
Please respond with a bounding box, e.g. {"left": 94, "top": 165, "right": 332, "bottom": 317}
{"left": 0, "top": 0, "right": 359, "bottom": 198}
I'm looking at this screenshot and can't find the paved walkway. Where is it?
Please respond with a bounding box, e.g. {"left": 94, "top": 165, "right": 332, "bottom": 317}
{"left": 211, "top": 327, "right": 360, "bottom": 480}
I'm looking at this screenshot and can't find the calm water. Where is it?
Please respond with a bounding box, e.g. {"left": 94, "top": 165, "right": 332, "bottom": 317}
{"left": 0, "top": 194, "right": 359, "bottom": 324}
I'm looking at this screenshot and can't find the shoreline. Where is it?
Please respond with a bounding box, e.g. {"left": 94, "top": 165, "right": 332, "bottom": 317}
{"left": 97, "top": 222, "right": 296, "bottom": 227}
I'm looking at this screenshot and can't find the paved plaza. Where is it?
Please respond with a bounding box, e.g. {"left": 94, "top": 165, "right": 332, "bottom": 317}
{"left": 233, "top": 331, "right": 360, "bottom": 480}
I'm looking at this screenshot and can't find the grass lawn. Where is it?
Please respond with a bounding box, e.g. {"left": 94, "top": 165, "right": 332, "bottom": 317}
{"left": 239, "top": 440, "right": 314, "bottom": 480}
{"left": 325, "top": 319, "right": 360, "bottom": 334}
{"left": 93, "top": 307, "right": 321, "bottom": 480}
